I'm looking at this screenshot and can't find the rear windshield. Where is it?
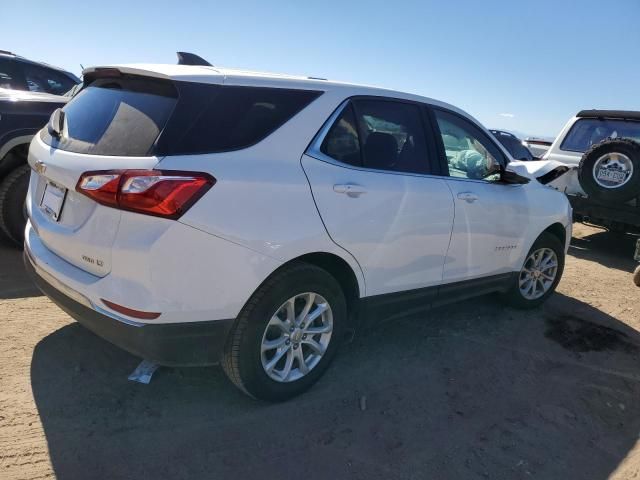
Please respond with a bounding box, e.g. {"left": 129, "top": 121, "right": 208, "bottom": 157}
{"left": 561, "top": 118, "right": 640, "bottom": 153}
{"left": 41, "top": 77, "right": 322, "bottom": 157}
{"left": 41, "top": 76, "right": 178, "bottom": 156}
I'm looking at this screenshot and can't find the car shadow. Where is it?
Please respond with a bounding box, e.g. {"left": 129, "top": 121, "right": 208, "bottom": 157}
{"left": 570, "top": 227, "right": 638, "bottom": 273}
{"left": 31, "top": 292, "right": 640, "bottom": 479}
{"left": 0, "top": 241, "right": 41, "bottom": 299}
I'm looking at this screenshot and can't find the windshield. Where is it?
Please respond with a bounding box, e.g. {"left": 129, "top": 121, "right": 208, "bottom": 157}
{"left": 491, "top": 131, "right": 534, "bottom": 161}
{"left": 561, "top": 118, "right": 640, "bottom": 153}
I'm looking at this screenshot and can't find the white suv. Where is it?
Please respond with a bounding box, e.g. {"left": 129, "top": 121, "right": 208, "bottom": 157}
{"left": 24, "top": 63, "right": 572, "bottom": 400}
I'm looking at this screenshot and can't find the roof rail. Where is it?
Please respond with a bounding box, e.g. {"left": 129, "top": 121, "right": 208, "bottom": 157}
{"left": 0, "top": 49, "right": 15, "bottom": 56}
{"left": 577, "top": 109, "right": 640, "bottom": 120}
{"left": 176, "top": 52, "right": 212, "bottom": 67}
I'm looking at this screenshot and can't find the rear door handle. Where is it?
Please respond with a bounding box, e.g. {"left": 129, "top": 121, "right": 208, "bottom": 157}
{"left": 333, "top": 183, "right": 367, "bottom": 197}
{"left": 457, "top": 192, "right": 478, "bottom": 203}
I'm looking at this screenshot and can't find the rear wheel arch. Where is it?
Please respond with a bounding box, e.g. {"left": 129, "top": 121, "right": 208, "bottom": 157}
{"left": 249, "top": 251, "right": 362, "bottom": 325}
{"left": 0, "top": 142, "right": 30, "bottom": 178}
{"left": 0, "top": 142, "right": 32, "bottom": 245}
{"left": 293, "top": 252, "right": 361, "bottom": 316}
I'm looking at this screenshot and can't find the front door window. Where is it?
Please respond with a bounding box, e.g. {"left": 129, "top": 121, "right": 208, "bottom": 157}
{"left": 433, "top": 109, "right": 503, "bottom": 182}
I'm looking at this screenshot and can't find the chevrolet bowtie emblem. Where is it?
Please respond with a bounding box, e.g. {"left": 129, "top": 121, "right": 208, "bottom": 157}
{"left": 34, "top": 161, "right": 46, "bottom": 175}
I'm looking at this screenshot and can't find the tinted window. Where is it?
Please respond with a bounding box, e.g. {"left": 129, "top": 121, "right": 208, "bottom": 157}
{"left": 0, "top": 58, "right": 25, "bottom": 90}
{"left": 320, "top": 104, "right": 361, "bottom": 166}
{"left": 21, "top": 63, "right": 76, "bottom": 95}
{"left": 171, "top": 86, "right": 321, "bottom": 154}
{"left": 434, "top": 109, "right": 503, "bottom": 181}
{"left": 561, "top": 118, "right": 640, "bottom": 153}
{"left": 42, "top": 76, "right": 178, "bottom": 156}
{"left": 353, "top": 99, "right": 430, "bottom": 174}
{"left": 491, "top": 131, "right": 534, "bottom": 160}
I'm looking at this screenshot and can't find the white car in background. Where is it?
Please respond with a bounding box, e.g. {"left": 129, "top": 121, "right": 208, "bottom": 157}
{"left": 524, "top": 137, "right": 553, "bottom": 158}
{"left": 543, "top": 110, "right": 640, "bottom": 233}
{"left": 24, "top": 60, "right": 572, "bottom": 400}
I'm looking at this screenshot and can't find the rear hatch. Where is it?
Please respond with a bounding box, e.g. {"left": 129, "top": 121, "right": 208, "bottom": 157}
{"left": 27, "top": 71, "right": 179, "bottom": 276}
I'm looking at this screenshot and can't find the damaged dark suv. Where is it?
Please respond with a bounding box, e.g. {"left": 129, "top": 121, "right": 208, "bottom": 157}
{"left": 0, "top": 50, "right": 79, "bottom": 245}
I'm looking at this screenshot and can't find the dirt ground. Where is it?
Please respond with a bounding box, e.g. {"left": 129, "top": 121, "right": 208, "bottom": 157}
{"left": 1, "top": 223, "right": 640, "bottom": 480}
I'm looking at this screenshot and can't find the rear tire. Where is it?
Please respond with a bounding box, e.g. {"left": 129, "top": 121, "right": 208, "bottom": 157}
{"left": 0, "top": 164, "right": 30, "bottom": 246}
{"left": 222, "top": 263, "right": 346, "bottom": 401}
{"left": 502, "top": 232, "right": 565, "bottom": 309}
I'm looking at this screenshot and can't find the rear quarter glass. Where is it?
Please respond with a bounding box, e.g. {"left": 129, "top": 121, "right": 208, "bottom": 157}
{"left": 156, "top": 84, "right": 322, "bottom": 155}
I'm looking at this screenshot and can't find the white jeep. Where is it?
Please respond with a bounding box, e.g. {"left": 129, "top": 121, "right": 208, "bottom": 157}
{"left": 539, "top": 110, "right": 640, "bottom": 233}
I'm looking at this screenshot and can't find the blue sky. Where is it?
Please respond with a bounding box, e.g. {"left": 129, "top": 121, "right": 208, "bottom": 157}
{"left": 6, "top": 0, "right": 639, "bottom": 137}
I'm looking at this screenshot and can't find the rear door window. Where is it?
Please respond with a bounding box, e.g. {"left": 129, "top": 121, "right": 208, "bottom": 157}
{"left": 21, "top": 63, "right": 76, "bottom": 95}
{"left": 320, "top": 104, "right": 361, "bottom": 166}
{"left": 0, "top": 58, "right": 26, "bottom": 90}
{"left": 41, "top": 76, "right": 178, "bottom": 156}
{"left": 561, "top": 118, "right": 640, "bottom": 153}
{"left": 352, "top": 99, "right": 431, "bottom": 174}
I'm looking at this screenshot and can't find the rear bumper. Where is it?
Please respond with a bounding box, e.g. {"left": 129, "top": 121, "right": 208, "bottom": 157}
{"left": 24, "top": 251, "right": 234, "bottom": 366}
{"left": 569, "top": 195, "right": 640, "bottom": 231}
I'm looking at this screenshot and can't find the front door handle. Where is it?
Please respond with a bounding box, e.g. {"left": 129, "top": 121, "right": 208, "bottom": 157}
{"left": 333, "top": 183, "right": 367, "bottom": 197}
{"left": 457, "top": 192, "right": 478, "bottom": 203}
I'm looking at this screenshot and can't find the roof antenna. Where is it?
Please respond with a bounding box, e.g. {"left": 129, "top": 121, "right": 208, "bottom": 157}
{"left": 176, "top": 52, "right": 212, "bottom": 67}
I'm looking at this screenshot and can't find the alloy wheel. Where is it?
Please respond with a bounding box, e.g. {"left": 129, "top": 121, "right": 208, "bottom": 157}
{"left": 260, "top": 292, "right": 333, "bottom": 383}
{"left": 519, "top": 248, "right": 558, "bottom": 300}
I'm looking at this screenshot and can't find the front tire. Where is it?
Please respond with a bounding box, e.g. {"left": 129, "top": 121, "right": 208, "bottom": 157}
{"left": 222, "top": 263, "right": 346, "bottom": 401}
{"left": 503, "top": 232, "right": 565, "bottom": 309}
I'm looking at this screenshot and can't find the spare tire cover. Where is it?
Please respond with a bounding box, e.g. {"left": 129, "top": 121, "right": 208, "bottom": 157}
{"left": 578, "top": 138, "right": 640, "bottom": 205}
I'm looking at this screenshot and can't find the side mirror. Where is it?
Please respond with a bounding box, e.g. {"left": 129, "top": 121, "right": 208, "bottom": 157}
{"left": 485, "top": 160, "right": 502, "bottom": 178}
{"left": 501, "top": 168, "right": 530, "bottom": 184}
{"left": 475, "top": 157, "right": 501, "bottom": 181}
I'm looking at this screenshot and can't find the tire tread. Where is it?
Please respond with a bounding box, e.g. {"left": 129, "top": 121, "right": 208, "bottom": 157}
{"left": 0, "top": 164, "right": 30, "bottom": 245}
{"left": 578, "top": 138, "right": 640, "bottom": 205}
{"left": 221, "top": 262, "right": 330, "bottom": 399}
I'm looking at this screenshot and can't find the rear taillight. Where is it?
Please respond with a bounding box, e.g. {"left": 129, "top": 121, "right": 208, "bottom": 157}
{"left": 76, "top": 170, "right": 215, "bottom": 219}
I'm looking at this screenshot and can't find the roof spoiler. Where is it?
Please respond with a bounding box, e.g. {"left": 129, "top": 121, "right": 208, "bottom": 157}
{"left": 176, "top": 52, "right": 212, "bottom": 67}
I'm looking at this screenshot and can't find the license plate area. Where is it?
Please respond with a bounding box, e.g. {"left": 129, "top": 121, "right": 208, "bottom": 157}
{"left": 40, "top": 181, "right": 67, "bottom": 221}
{"left": 597, "top": 169, "right": 626, "bottom": 184}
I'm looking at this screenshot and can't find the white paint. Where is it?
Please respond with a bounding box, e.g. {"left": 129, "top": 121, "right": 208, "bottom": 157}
{"left": 27, "top": 64, "right": 571, "bottom": 328}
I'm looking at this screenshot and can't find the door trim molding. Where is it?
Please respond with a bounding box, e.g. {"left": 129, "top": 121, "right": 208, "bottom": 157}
{"left": 358, "top": 272, "right": 515, "bottom": 325}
